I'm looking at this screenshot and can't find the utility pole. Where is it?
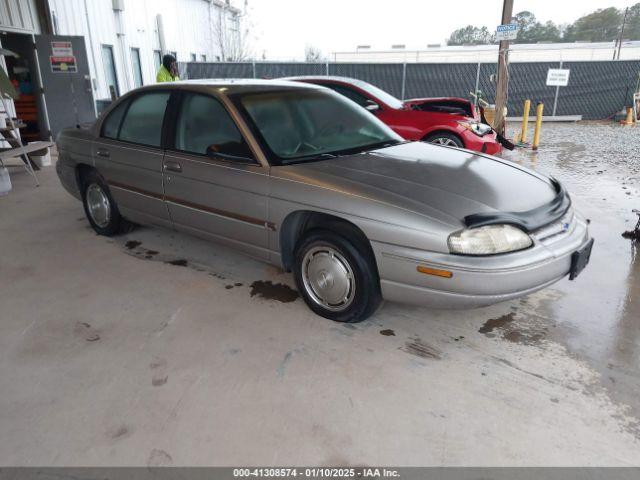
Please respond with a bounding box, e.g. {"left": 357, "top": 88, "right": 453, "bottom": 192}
{"left": 615, "top": 7, "right": 629, "bottom": 60}
{"left": 493, "top": 0, "right": 514, "bottom": 135}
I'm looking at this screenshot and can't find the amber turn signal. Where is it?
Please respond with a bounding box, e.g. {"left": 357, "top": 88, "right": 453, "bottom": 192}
{"left": 417, "top": 265, "right": 453, "bottom": 278}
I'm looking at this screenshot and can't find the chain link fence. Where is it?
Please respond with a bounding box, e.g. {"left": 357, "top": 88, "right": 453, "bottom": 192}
{"left": 183, "top": 60, "right": 640, "bottom": 120}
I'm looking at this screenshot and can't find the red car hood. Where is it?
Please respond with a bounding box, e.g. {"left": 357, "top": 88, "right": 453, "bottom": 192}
{"left": 403, "top": 97, "right": 479, "bottom": 121}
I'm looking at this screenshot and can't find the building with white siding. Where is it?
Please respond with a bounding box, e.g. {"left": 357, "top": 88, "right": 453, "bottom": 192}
{"left": 333, "top": 41, "right": 640, "bottom": 63}
{"left": 0, "top": 0, "right": 242, "bottom": 139}
{"left": 46, "top": 0, "right": 241, "bottom": 100}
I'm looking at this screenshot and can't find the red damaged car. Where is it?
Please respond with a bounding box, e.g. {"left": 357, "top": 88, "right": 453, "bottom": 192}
{"left": 287, "top": 76, "right": 503, "bottom": 155}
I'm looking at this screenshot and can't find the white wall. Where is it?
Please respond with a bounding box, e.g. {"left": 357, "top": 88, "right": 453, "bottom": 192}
{"left": 0, "top": 0, "right": 39, "bottom": 33}
{"left": 48, "top": 0, "right": 239, "bottom": 100}
{"left": 333, "top": 42, "right": 640, "bottom": 63}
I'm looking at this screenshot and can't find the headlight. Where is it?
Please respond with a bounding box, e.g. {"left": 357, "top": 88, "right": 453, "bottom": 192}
{"left": 458, "top": 121, "right": 492, "bottom": 137}
{"left": 448, "top": 225, "right": 533, "bottom": 255}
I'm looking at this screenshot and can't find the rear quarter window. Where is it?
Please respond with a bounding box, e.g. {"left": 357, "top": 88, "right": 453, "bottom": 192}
{"left": 101, "top": 100, "right": 129, "bottom": 139}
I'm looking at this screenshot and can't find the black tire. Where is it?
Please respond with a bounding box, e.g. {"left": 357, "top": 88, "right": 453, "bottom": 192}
{"left": 293, "top": 230, "right": 382, "bottom": 323}
{"left": 425, "top": 132, "right": 464, "bottom": 148}
{"left": 80, "top": 170, "right": 127, "bottom": 236}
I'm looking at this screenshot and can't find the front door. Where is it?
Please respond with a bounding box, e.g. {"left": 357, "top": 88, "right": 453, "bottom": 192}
{"left": 93, "top": 90, "right": 171, "bottom": 226}
{"left": 34, "top": 35, "right": 95, "bottom": 138}
{"left": 162, "top": 91, "right": 270, "bottom": 259}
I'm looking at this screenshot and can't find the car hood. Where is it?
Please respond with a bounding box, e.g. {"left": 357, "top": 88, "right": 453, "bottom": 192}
{"left": 403, "top": 97, "right": 478, "bottom": 120}
{"left": 271, "top": 142, "right": 557, "bottom": 230}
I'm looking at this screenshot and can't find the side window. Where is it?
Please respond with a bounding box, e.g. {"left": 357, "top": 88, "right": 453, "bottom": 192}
{"left": 327, "top": 84, "right": 370, "bottom": 108}
{"left": 175, "top": 93, "right": 254, "bottom": 160}
{"left": 119, "top": 92, "right": 170, "bottom": 147}
{"left": 101, "top": 99, "right": 129, "bottom": 139}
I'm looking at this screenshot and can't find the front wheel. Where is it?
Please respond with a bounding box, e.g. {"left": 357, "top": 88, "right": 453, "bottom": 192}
{"left": 425, "top": 132, "right": 464, "bottom": 148}
{"left": 293, "top": 230, "right": 382, "bottom": 323}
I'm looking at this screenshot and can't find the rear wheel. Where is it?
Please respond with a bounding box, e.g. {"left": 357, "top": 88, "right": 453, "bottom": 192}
{"left": 425, "top": 132, "right": 464, "bottom": 148}
{"left": 293, "top": 230, "right": 381, "bottom": 323}
{"left": 81, "top": 170, "right": 126, "bottom": 236}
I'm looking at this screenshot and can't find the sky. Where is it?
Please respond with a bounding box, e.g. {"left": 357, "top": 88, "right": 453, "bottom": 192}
{"left": 241, "top": 0, "right": 636, "bottom": 59}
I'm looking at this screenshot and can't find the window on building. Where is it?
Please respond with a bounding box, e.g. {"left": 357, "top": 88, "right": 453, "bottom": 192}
{"left": 190, "top": 53, "right": 197, "bottom": 62}
{"left": 200, "top": 54, "right": 207, "bottom": 62}
{"left": 119, "top": 92, "right": 170, "bottom": 147}
{"left": 153, "top": 50, "right": 162, "bottom": 70}
{"left": 101, "top": 45, "right": 120, "bottom": 98}
{"left": 130, "top": 48, "right": 143, "bottom": 88}
{"left": 174, "top": 93, "right": 253, "bottom": 160}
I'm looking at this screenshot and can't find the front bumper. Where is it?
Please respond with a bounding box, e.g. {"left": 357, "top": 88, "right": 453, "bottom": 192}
{"left": 373, "top": 210, "right": 591, "bottom": 309}
{"left": 460, "top": 130, "right": 502, "bottom": 155}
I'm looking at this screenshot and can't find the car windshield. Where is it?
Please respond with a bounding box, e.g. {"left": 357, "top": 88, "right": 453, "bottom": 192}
{"left": 351, "top": 80, "right": 405, "bottom": 109}
{"left": 235, "top": 89, "right": 402, "bottom": 165}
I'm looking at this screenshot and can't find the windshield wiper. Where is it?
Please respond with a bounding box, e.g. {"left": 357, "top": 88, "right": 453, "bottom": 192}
{"left": 283, "top": 152, "right": 339, "bottom": 164}
{"left": 359, "top": 139, "right": 410, "bottom": 153}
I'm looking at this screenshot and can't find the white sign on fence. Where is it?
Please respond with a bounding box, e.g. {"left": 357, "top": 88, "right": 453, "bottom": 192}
{"left": 546, "top": 68, "right": 571, "bottom": 87}
{"left": 495, "top": 23, "right": 518, "bottom": 41}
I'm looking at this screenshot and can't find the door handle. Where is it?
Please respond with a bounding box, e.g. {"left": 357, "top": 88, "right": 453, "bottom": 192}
{"left": 164, "top": 160, "right": 182, "bottom": 173}
{"left": 96, "top": 148, "right": 110, "bottom": 158}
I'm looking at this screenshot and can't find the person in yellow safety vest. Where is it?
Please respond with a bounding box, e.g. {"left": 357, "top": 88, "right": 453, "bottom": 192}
{"left": 156, "top": 54, "right": 179, "bottom": 83}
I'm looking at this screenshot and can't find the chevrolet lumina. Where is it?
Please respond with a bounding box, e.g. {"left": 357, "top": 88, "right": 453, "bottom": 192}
{"left": 56, "top": 80, "right": 593, "bottom": 323}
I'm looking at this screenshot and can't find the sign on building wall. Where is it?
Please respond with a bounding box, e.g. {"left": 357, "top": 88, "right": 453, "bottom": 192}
{"left": 495, "top": 24, "right": 518, "bottom": 41}
{"left": 50, "top": 56, "right": 78, "bottom": 73}
{"left": 546, "top": 69, "right": 571, "bottom": 87}
{"left": 50, "top": 41, "right": 77, "bottom": 73}
{"left": 51, "top": 41, "right": 73, "bottom": 57}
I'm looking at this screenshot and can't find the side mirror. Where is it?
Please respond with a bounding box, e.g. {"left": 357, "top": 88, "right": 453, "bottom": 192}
{"left": 364, "top": 100, "right": 380, "bottom": 113}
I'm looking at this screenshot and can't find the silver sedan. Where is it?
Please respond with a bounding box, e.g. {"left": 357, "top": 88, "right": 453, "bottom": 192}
{"left": 56, "top": 80, "right": 593, "bottom": 322}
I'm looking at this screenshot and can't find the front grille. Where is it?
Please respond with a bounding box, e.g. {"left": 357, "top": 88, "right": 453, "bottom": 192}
{"left": 532, "top": 209, "right": 576, "bottom": 244}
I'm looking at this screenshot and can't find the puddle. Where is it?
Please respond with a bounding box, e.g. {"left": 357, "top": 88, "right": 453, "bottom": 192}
{"left": 249, "top": 280, "right": 299, "bottom": 303}
{"left": 480, "top": 311, "right": 547, "bottom": 345}
{"left": 479, "top": 312, "right": 516, "bottom": 335}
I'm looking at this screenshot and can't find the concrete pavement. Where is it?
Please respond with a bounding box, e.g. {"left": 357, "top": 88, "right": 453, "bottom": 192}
{"left": 0, "top": 125, "right": 639, "bottom": 465}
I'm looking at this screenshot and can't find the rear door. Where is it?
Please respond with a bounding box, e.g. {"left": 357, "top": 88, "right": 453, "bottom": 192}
{"left": 162, "top": 91, "right": 270, "bottom": 259}
{"left": 93, "top": 90, "right": 172, "bottom": 226}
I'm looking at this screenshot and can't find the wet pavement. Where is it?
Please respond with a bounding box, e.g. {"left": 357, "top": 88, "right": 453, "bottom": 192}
{"left": 1, "top": 124, "right": 639, "bottom": 465}
{"left": 502, "top": 122, "right": 640, "bottom": 422}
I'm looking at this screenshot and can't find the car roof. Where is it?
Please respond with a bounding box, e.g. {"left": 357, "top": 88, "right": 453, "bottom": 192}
{"left": 133, "top": 78, "right": 322, "bottom": 95}
{"left": 283, "top": 75, "right": 374, "bottom": 89}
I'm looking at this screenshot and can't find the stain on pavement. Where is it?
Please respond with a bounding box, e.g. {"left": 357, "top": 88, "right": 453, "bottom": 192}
{"left": 479, "top": 312, "right": 516, "bottom": 335}
{"left": 402, "top": 337, "right": 441, "bottom": 360}
{"left": 250, "top": 280, "right": 299, "bottom": 303}
{"left": 124, "top": 240, "right": 142, "bottom": 250}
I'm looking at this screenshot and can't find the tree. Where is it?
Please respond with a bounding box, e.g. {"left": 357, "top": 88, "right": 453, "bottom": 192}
{"left": 304, "top": 45, "right": 324, "bottom": 62}
{"left": 513, "top": 11, "right": 562, "bottom": 43}
{"left": 563, "top": 7, "right": 623, "bottom": 42}
{"left": 447, "top": 25, "right": 494, "bottom": 46}
{"left": 625, "top": 3, "right": 640, "bottom": 40}
{"left": 214, "top": 1, "right": 252, "bottom": 61}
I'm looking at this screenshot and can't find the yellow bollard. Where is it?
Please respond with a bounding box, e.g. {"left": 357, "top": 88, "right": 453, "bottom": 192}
{"left": 532, "top": 102, "right": 544, "bottom": 151}
{"left": 520, "top": 99, "right": 531, "bottom": 144}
